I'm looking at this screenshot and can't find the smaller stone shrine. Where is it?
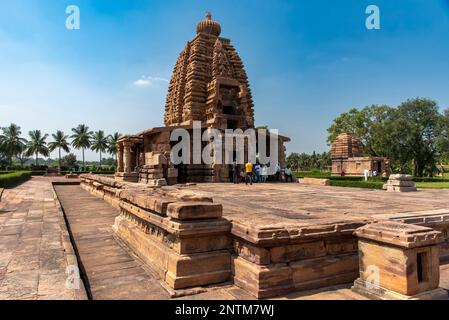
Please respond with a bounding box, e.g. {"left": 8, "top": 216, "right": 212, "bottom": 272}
{"left": 331, "top": 133, "right": 390, "bottom": 177}
{"left": 352, "top": 221, "right": 448, "bottom": 300}
{"left": 384, "top": 174, "right": 417, "bottom": 192}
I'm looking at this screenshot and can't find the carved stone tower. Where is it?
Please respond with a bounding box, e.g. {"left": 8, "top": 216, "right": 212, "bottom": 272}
{"left": 164, "top": 13, "right": 255, "bottom": 130}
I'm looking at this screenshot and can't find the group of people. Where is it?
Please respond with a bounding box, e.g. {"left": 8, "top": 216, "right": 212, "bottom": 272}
{"left": 231, "top": 161, "right": 293, "bottom": 185}
{"left": 363, "top": 168, "right": 379, "bottom": 181}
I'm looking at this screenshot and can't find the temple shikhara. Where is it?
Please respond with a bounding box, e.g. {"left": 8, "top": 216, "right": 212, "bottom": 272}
{"left": 331, "top": 133, "right": 390, "bottom": 176}
{"left": 115, "top": 13, "right": 289, "bottom": 185}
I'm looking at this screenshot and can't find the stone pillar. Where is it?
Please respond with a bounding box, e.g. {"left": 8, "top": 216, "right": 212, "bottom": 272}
{"left": 352, "top": 221, "right": 448, "bottom": 300}
{"left": 135, "top": 147, "right": 141, "bottom": 171}
{"left": 117, "top": 144, "right": 124, "bottom": 172}
{"left": 123, "top": 142, "right": 132, "bottom": 173}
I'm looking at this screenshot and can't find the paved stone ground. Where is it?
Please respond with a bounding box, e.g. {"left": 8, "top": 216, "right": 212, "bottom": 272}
{"left": 2, "top": 178, "right": 448, "bottom": 300}
{"left": 189, "top": 183, "right": 449, "bottom": 230}
{"left": 0, "top": 178, "right": 86, "bottom": 300}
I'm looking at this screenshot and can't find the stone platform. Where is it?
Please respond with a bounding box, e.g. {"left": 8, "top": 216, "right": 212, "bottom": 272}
{"left": 79, "top": 175, "right": 449, "bottom": 299}
{"left": 186, "top": 183, "right": 449, "bottom": 298}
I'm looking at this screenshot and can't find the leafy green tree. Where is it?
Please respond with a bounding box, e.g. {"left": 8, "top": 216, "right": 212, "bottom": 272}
{"left": 436, "top": 109, "right": 449, "bottom": 164}
{"left": 61, "top": 153, "right": 78, "bottom": 170}
{"left": 0, "top": 124, "right": 28, "bottom": 166}
{"left": 25, "top": 130, "right": 49, "bottom": 166}
{"left": 71, "top": 124, "right": 93, "bottom": 171}
{"left": 390, "top": 98, "right": 441, "bottom": 177}
{"left": 327, "top": 105, "right": 393, "bottom": 156}
{"left": 16, "top": 143, "right": 29, "bottom": 167}
{"left": 107, "top": 132, "right": 121, "bottom": 162}
{"left": 100, "top": 157, "right": 116, "bottom": 167}
{"left": 48, "top": 130, "right": 71, "bottom": 170}
{"left": 327, "top": 108, "right": 367, "bottom": 146}
{"left": 91, "top": 130, "right": 108, "bottom": 168}
{"left": 286, "top": 152, "right": 331, "bottom": 171}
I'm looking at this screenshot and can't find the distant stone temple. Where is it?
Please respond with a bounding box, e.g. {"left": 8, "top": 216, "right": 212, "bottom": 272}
{"left": 331, "top": 133, "right": 390, "bottom": 176}
{"left": 116, "top": 13, "right": 289, "bottom": 184}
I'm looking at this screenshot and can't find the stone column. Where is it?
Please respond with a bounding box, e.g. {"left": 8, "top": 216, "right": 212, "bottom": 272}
{"left": 135, "top": 147, "right": 141, "bottom": 171}
{"left": 123, "top": 142, "right": 132, "bottom": 173}
{"left": 117, "top": 144, "right": 124, "bottom": 172}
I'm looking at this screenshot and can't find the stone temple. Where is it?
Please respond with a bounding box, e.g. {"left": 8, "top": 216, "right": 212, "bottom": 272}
{"left": 115, "top": 13, "right": 290, "bottom": 185}
{"left": 331, "top": 133, "right": 390, "bottom": 176}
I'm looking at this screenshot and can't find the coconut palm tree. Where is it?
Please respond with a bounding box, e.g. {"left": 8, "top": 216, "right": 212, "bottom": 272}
{"left": 48, "top": 130, "right": 71, "bottom": 170}
{"left": 91, "top": 130, "right": 109, "bottom": 168}
{"left": 25, "top": 130, "right": 49, "bottom": 166}
{"left": 71, "top": 124, "right": 92, "bottom": 171}
{"left": 16, "top": 143, "right": 29, "bottom": 167}
{"left": 0, "top": 124, "right": 28, "bottom": 166}
{"left": 107, "top": 132, "right": 121, "bottom": 163}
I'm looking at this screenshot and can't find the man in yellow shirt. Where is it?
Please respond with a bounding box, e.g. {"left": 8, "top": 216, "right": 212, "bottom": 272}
{"left": 245, "top": 162, "right": 254, "bottom": 185}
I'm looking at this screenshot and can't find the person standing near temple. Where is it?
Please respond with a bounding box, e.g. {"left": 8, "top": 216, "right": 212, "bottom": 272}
{"left": 254, "top": 163, "right": 261, "bottom": 183}
{"left": 261, "top": 164, "right": 268, "bottom": 183}
{"left": 245, "top": 161, "right": 254, "bottom": 185}
{"left": 275, "top": 163, "right": 281, "bottom": 181}
{"left": 232, "top": 160, "right": 239, "bottom": 184}
{"left": 285, "top": 165, "right": 293, "bottom": 182}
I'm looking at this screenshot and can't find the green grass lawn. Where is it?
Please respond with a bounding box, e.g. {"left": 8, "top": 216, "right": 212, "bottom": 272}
{"left": 416, "top": 182, "right": 449, "bottom": 189}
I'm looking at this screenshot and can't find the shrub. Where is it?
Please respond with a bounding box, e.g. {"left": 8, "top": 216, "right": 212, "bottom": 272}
{"left": 330, "top": 176, "right": 364, "bottom": 181}
{"left": 412, "top": 177, "right": 449, "bottom": 183}
{"left": 0, "top": 171, "right": 32, "bottom": 188}
{"left": 31, "top": 171, "right": 46, "bottom": 176}
{"left": 60, "top": 170, "right": 115, "bottom": 175}
{"left": 29, "top": 170, "right": 115, "bottom": 176}
{"left": 330, "top": 180, "right": 384, "bottom": 190}
{"left": 30, "top": 165, "right": 48, "bottom": 171}
{"left": 295, "top": 171, "right": 331, "bottom": 179}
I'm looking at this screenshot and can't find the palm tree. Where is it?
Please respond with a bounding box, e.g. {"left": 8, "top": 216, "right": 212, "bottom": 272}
{"left": 16, "top": 143, "right": 29, "bottom": 167}
{"left": 71, "top": 124, "right": 92, "bottom": 171}
{"left": 91, "top": 130, "right": 109, "bottom": 168}
{"left": 107, "top": 132, "right": 121, "bottom": 164}
{"left": 48, "top": 130, "right": 71, "bottom": 170}
{"left": 0, "top": 124, "right": 27, "bottom": 166}
{"left": 25, "top": 130, "right": 49, "bottom": 166}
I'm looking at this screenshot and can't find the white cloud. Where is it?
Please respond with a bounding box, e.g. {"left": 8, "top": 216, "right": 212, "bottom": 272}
{"left": 133, "top": 75, "right": 169, "bottom": 87}
{"left": 133, "top": 78, "right": 152, "bottom": 86}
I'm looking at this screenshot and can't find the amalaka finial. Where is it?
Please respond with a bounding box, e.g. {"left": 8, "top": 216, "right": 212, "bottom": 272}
{"left": 196, "top": 11, "right": 221, "bottom": 36}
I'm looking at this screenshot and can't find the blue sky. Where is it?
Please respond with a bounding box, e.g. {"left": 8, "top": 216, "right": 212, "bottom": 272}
{"left": 1, "top": 0, "right": 449, "bottom": 161}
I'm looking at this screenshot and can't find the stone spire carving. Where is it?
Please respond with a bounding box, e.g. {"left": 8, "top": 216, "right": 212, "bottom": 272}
{"left": 164, "top": 13, "right": 255, "bottom": 129}
{"left": 212, "top": 39, "right": 235, "bottom": 79}
{"left": 331, "top": 133, "right": 363, "bottom": 159}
